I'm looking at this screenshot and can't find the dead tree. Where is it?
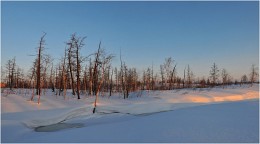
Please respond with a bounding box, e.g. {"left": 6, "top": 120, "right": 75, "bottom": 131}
{"left": 67, "top": 34, "right": 85, "bottom": 99}
{"left": 42, "top": 54, "right": 52, "bottom": 95}
{"left": 114, "top": 67, "right": 119, "bottom": 93}
{"left": 209, "top": 63, "right": 219, "bottom": 86}
{"left": 67, "top": 43, "right": 75, "bottom": 96}
{"left": 82, "top": 66, "right": 88, "bottom": 96}
{"left": 59, "top": 48, "right": 67, "bottom": 98}
{"left": 5, "top": 57, "right": 16, "bottom": 90}
{"left": 92, "top": 42, "right": 102, "bottom": 96}
{"left": 186, "top": 65, "right": 194, "bottom": 88}
{"left": 73, "top": 35, "right": 86, "bottom": 99}
{"left": 249, "top": 64, "right": 258, "bottom": 86}
{"left": 93, "top": 43, "right": 114, "bottom": 113}
{"left": 169, "top": 64, "right": 177, "bottom": 90}
{"left": 88, "top": 58, "right": 93, "bottom": 95}
{"left": 151, "top": 63, "right": 154, "bottom": 90}
{"left": 30, "top": 59, "right": 37, "bottom": 101}
{"left": 35, "top": 33, "right": 46, "bottom": 104}
{"left": 120, "top": 53, "right": 127, "bottom": 98}
{"left": 109, "top": 67, "right": 113, "bottom": 97}
{"left": 241, "top": 74, "right": 248, "bottom": 85}
{"left": 221, "top": 68, "right": 229, "bottom": 88}
{"left": 183, "top": 67, "right": 186, "bottom": 88}
{"left": 160, "top": 65, "right": 165, "bottom": 89}
{"left": 162, "top": 57, "right": 175, "bottom": 90}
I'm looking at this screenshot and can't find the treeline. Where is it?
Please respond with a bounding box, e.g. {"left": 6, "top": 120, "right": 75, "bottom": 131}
{"left": 2, "top": 33, "right": 259, "bottom": 102}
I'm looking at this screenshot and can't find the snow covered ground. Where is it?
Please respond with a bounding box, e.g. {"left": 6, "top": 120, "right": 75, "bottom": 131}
{"left": 1, "top": 85, "right": 259, "bottom": 143}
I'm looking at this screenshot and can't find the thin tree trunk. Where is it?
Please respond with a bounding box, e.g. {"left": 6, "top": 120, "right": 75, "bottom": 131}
{"left": 68, "top": 44, "right": 75, "bottom": 96}
{"left": 76, "top": 45, "right": 81, "bottom": 99}
{"left": 109, "top": 68, "right": 113, "bottom": 97}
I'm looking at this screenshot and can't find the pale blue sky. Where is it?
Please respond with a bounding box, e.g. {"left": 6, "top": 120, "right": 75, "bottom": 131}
{"left": 2, "top": 1, "right": 259, "bottom": 80}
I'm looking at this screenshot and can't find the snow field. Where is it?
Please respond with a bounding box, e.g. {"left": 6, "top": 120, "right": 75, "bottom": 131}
{"left": 1, "top": 84, "right": 259, "bottom": 142}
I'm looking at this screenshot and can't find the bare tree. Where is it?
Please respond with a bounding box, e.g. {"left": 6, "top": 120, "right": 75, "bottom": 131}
{"left": 160, "top": 64, "right": 165, "bottom": 90}
{"left": 161, "top": 57, "right": 176, "bottom": 90}
{"left": 249, "top": 64, "right": 258, "bottom": 86}
{"left": 151, "top": 63, "right": 154, "bottom": 90}
{"left": 83, "top": 66, "right": 88, "bottom": 96}
{"left": 209, "top": 63, "right": 219, "bottom": 86}
{"left": 35, "top": 33, "right": 46, "bottom": 104}
{"left": 241, "top": 74, "right": 248, "bottom": 85}
{"left": 67, "top": 37, "right": 76, "bottom": 96}
{"left": 49, "top": 62, "right": 55, "bottom": 92}
{"left": 73, "top": 35, "right": 86, "bottom": 99}
{"left": 221, "top": 68, "right": 229, "bottom": 88}
{"left": 92, "top": 42, "right": 102, "bottom": 97}
{"left": 42, "top": 54, "right": 52, "bottom": 95}
{"left": 93, "top": 42, "right": 114, "bottom": 113}
{"left": 29, "top": 58, "right": 37, "bottom": 101}
{"left": 109, "top": 67, "right": 113, "bottom": 97}
{"left": 186, "top": 65, "right": 194, "bottom": 88}
{"left": 199, "top": 77, "right": 206, "bottom": 88}
{"left": 183, "top": 67, "right": 186, "bottom": 88}
{"left": 146, "top": 67, "right": 151, "bottom": 91}
{"left": 59, "top": 48, "right": 67, "bottom": 98}
{"left": 88, "top": 58, "right": 93, "bottom": 95}
{"left": 115, "top": 68, "right": 119, "bottom": 92}
{"left": 120, "top": 50, "right": 127, "bottom": 98}
{"left": 5, "top": 57, "right": 16, "bottom": 90}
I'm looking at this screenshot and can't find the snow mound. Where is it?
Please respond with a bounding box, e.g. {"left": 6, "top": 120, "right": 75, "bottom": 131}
{"left": 24, "top": 101, "right": 204, "bottom": 128}
{"left": 24, "top": 106, "right": 95, "bottom": 128}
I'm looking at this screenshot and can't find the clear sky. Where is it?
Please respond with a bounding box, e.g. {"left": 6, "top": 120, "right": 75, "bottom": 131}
{"left": 2, "top": 1, "right": 259, "bottom": 80}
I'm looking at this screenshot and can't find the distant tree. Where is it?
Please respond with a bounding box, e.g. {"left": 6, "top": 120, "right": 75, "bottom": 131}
{"left": 206, "top": 78, "right": 211, "bottom": 86}
{"left": 249, "top": 64, "right": 258, "bottom": 86}
{"left": 176, "top": 76, "right": 182, "bottom": 89}
{"left": 5, "top": 57, "right": 16, "bottom": 90}
{"left": 209, "top": 63, "right": 219, "bottom": 86}
{"left": 199, "top": 77, "right": 206, "bottom": 88}
{"left": 119, "top": 50, "right": 127, "bottom": 98}
{"left": 42, "top": 54, "right": 52, "bottom": 95}
{"left": 60, "top": 49, "right": 67, "bottom": 99}
{"left": 82, "top": 66, "right": 88, "bottom": 96}
{"left": 114, "top": 67, "right": 119, "bottom": 93}
{"left": 29, "top": 58, "right": 37, "bottom": 100}
{"left": 1, "top": 66, "right": 6, "bottom": 86}
{"left": 146, "top": 67, "right": 152, "bottom": 91}
{"left": 49, "top": 63, "right": 55, "bottom": 92}
{"left": 241, "top": 74, "right": 248, "bottom": 85}
{"left": 109, "top": 67, "right": 113, "bottom": 97}
{"left": 151, "top": 63, "right": 155, "bottom": 90}
{"left": 183, "top": 67, "right": 186, "bottom": 88}
{"left": 186, "top": 65, "right": 194, "bottom": 88}
{"left": 221, "top": 68, "right": 229, "bottom": 88}
{"left": 160, "top": 64, "right": 165, "bottom": 89}
{"left": 160, "top": 57, "right": 177, "bottom": 90}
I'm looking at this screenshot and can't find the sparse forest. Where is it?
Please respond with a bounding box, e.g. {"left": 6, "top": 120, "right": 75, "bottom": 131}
{"left": 1, "top": 33, "right": 259, "bottom": 104}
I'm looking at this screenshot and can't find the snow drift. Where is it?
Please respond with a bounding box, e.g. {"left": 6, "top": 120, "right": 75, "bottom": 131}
{"left": 22, "top": 85, "right": 259, "bottom": 128}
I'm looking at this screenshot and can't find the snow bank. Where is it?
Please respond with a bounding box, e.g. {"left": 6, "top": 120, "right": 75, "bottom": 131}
{"left": 21, "top": 85, "right": 259, "bottom": 128}
{"left": 5, "top": 100, "right": 258, "bottom": 143}
{"left": 24, "top": 106, "right": 96, "bottom": 128}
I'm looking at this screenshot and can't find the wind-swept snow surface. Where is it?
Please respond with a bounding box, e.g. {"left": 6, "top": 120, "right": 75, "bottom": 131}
{"left": 1, "top": 85, "right": 259, "bottom": 143}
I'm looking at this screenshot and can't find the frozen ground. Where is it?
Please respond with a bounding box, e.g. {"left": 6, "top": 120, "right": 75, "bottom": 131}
{"left": 1, "top": 84, "right": 259, "bottom": 143}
